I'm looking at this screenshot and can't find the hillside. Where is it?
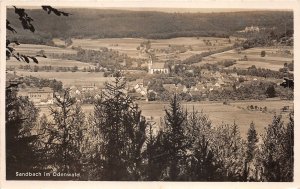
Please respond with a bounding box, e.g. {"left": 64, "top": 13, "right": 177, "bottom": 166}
{"left": 7, "top": 8, "right": 293, "bottom": 43}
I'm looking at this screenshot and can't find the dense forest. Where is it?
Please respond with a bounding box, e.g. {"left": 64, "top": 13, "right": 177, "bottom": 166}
{"left": 6, "top": 72, "right": 294, "bottom": 181}
{"left": 7, "top": 8, "right": 293, "bottom": 43}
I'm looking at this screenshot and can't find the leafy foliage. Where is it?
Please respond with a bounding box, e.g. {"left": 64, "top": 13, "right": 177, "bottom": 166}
{"left": 6, "top": 6, "right": 70, "bottom": 63}
{"left": 42, "top": 6, "right": 71, "bottom": 16}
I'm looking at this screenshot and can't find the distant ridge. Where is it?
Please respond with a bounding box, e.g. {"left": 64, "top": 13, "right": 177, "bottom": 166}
{"left": 7, "top": 8, "right": 293, "bottom": 43}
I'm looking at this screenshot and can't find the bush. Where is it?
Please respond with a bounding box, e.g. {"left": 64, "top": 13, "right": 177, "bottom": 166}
{"left": 261, "top": 50, "right": 266, "bottom": 57}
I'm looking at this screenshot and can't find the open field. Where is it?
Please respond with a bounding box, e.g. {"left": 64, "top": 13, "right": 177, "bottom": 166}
{"left": 11, "top": 39, "right": 293, "bottom": 73}
{"left": 7, "top": 57, "right": 95, "bottom": 70}
{"left": 137, "top": 100, "right": 293, "bottom": 138}
{"left": 68, "top": 37, "right": 233, "bottom": 59}
{"left": 12, "top": 44, "right": 77, "bottom": 56}
{"left": 37, "top": 99, "right": 293, "bottom": 139}
{"left": 12, "top": 71, "right": 113, "bottom": 88}
{"left": 201, "top": 46, "right": 293, "bottom": 71}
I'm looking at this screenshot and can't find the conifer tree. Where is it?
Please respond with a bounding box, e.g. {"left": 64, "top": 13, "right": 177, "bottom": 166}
{"left": 38, "top": 89, "right": 86, "bottom": 177}
{"left": 259, "top": 113, "right": 294, "bottom": 181}
{"left": 92, "top": 71, "right": 148, "bottom": 180}
{"left": 6, "top": 85, "right": 40, "bottom": 179}
{"left": 246, "top": 122, "right": 258, "bottom": 163}
{"left": 283, "top": 111, "right": 294, "bottom": 181}
{"left": 211, "top": 122, "right": 246, "bottom": 181}
{"left": 186, "top": 108, "right": 220, "bottom": 181}
{"left": 189, "top": 135, "right": 220, "bottom": 181}
{"left": 162, "top": 95, "right": 189, "bottom": 180}
{"left": 144, "top": 129, "right": 169, "bottom": 180}
{"left": 245, "top": 122, "right": 259, "bottom": 181}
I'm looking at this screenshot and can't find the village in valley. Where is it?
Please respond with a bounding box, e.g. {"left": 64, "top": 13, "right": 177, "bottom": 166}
{"left": 5, "top": 6, "right": 296, "bottom": 182}
{"left": 6, "top": 9, "right": 294, "bottom": 137}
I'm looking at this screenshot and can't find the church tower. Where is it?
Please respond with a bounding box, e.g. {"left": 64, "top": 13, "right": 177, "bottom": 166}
{"left": 148, "top": 55, "right": 153, "bottom": 74}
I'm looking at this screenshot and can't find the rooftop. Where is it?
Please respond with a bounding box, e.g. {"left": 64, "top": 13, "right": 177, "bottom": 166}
{"left": 151, "top": 63, "right": 167, "bottom": 69}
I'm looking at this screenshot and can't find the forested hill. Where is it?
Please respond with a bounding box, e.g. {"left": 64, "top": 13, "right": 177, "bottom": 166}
{"left": 7, "top": 8, "right": 293, "bottom": 43}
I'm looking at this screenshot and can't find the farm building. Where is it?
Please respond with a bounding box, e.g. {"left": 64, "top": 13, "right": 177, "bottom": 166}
{"left": 18, "top": 87, "right": 54, "bottom": 104}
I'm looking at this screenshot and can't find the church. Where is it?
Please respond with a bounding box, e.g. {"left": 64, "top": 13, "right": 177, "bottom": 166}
{"left": 147, "top": 56, "right": 169, "bottom": 74}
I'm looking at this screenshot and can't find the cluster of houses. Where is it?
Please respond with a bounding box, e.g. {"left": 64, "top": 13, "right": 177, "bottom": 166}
{"left": 238, "top": 26, "right": 277, "bottom": 33}
{"left": 238, "top": 26, "right": 261, "bottom": 33}
{"left": 18, "top": 87, "right": 54, "bottom": 105}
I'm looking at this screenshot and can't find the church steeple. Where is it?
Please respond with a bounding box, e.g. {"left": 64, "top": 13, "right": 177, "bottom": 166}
{"left": 148, "top": 55, "right": 153, "bottom": 74}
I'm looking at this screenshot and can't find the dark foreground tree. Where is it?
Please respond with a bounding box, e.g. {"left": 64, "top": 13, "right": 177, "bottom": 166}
{"left": 144, "top": 129, "right": 169, "bottom": 180}
{"left": 186, "top": 108, "right": 221, "bottom": 181}
{"left": 245, "top": 122, "right": 259, "bottom": 181}
{"left": 6, "top": 85, "right": 40, "bottom": 179}
{"left": 161, "top": 95, "right": 190, "bottom": 180}
{"left": 90, "top": 72, "right": 149, "bottom": 180}
{"left": 37, "top": 89, "right": 86, "bottom": 179}
{"left": 259, "top": 113, "right": 294, "bottom": 181}
{"left": 211, "top": 122, "right": 246, "bottom": 181}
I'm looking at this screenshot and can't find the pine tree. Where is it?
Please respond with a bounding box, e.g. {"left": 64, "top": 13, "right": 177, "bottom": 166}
{"left": 283, "top": 111, "right": 294, "bottom": 181}
{"left": 144, "top": 129, "right": 169, "bottom": 180}
{"left": 245, "top": 122, "right": 259, "bottom": 181}
{"left": 39, "top": 89, "right": 86, "bottom": 177}
{"left": 246, "top": 122, "right": 258, "bottom": 162}
{"left": 6, "top": 84, "right": 40, "bottom": 179}
{"left": 211, "top": 122, "right": 246, "bottom": 181}
{"left": 92, "top": 71, "right": 149, "bottom": 180}
{"left": 162, "top": 95, "right": 189, "bottom": 180}
{"left": 259, "top": 114, "right": 293, "bottom": 181}
{"left": 185, "top": 107, "right": 220, "bottom": 181}
{"left": 189, "top": 135, "right": 220, "bottom": 181}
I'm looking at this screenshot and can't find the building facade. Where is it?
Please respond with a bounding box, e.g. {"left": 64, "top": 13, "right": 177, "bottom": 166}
{"left": 18, "top": 87, "right": 54, "bottom": 104}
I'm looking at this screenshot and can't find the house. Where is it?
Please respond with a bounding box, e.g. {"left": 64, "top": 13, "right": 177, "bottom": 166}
{"left": 128, "top": 92, "right": 147, "bottom": 101}
{"left": 134, "top": 83, "right": 147, "bottom": 96}
{"left": 82, "top": 85, "right": 96, "bottom": 92}
{"left": 128, "top": 79, "right": 148, "bottom": 96}
{"left": 191, "top": 83, "right": 206, "bottom": 92}
{"left": 18, "top": 87, "right": 54, "bottom": 104}
{"left": 238, "top": 26, "right": 260, "bottom": 33}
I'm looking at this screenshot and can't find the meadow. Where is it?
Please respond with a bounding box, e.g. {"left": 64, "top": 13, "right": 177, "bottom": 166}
{"left": 11, "top": 71, "right": 113, "bottom": 88}
{"left": 200, "top": 47, "right": 293, "bottom": 71}
{"left": 37, "top": 99, "right": 293, "bottom": 139}
{"left": 67, "top": 37, "right": 233, "bottom": 59}
{"left": 11, "top": 44, "right": 77, "bottom": 56}
{"left": 7, "top": 57, "right": 95, "bottom": 70}
{"left": 10, "top": 38, "right": 293, "bottom": 73}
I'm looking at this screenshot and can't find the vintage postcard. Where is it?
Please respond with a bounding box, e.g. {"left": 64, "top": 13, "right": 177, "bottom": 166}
{"left": 0, "top": 0, "right": 299, "bottom": 188}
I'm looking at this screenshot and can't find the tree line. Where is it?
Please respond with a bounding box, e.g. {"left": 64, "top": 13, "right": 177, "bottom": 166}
{"left": 6, "top": 72, "right": 293, "bottom": 181}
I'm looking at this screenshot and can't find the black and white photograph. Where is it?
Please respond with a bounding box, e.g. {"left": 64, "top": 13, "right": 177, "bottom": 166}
{"left": 2, "top": 0, "right": 298, "bottom": 185}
